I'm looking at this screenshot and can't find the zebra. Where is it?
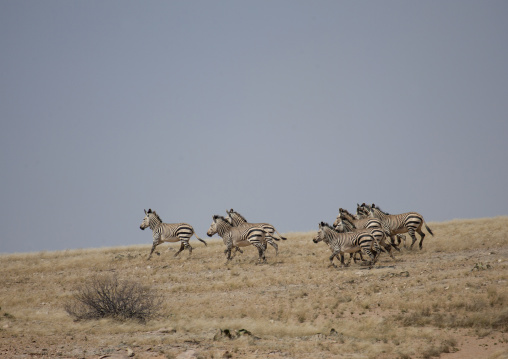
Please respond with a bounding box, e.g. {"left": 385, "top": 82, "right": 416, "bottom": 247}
{"left": 206, "top": 215, "right": 267, "bottom": 263}
{"left": 356, "top": 203, "right": 408, "bottom": 247}
{"left": 225, "top": 209, "right": 286, "bottom": 255}
{"left": 334, "top": 217, "right": 396, "bottom": 261}
{"left": 361, "top": 203, "right": 434, "bottom": 250}
{"left": 335, "top": 209, "right": 400, "bottom": 251}
{"left": 312, "top": 222, "right": 380, "bottom": 268}
{"left": 332, "top": 218, "right": 364, "bottom": 263}
{"left": 140, "top": 209, "right": 207, "bottom": 260}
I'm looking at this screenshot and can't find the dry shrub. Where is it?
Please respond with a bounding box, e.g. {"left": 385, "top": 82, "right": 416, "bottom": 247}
{"left": 64, "top": 274, "right": 162, "bottom": 322}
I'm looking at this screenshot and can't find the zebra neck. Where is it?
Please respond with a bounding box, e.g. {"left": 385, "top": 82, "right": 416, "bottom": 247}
{"left": 149, "top": 218, "right": 162, "bottom": 231}
{"left": 373, "top": 209, "right": 387, "bottom": 219}
{"left": 217, "top": 223, "right": 232, "bottom": 237}
{"left": 324, "top": 230, "right": 337, "bottom": 242}
{"left": 233, "top": 219, "right": 244, "bottom": 226}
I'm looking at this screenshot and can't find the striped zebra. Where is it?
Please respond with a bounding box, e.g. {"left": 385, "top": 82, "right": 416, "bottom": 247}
{"left": 312, "top": 222, "right": 380, "bottom": 268}
{"left": 334, "top": 217, "right": 396, "bottom": 260}
{"left": 353, "top": 205, "right": 406, "bottom": 249}
{"left": 335, "top": 209, "right": 400, "bottom": 251}
{"left": 140, "top": 209, "right": 207, "bottom": 260}
{"left": 332, "top": 218, "right": 364, "bottom": 263}
{"left": 361, "top": 204, "right": 434, "bottom": 250}
{"left": 206, "top": 215, "right": 267, "bottom": 263}
{"left": 225, "top": 209, "right": 286, "bottom": 255}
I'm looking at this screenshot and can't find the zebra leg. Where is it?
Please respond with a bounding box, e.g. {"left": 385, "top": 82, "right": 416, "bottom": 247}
{"left": 384, "top": 242, "right": 396, "bottom": 260}
{"left": 345, "top": 252, "right": 355, "bottom": 267}
{"left": 397, "top": 234, "right": 406, "bottom": 249}
{"left": 266, "top": 236, "right": 279, "bottom": 256}
{"left": 233, "top": 246, "right": 243, "bottom": 256}
{"left": 416, "top": 228, "right": 426, "bottom": 250}
{"left": 185, "top": 241, "right": 193, "bottom": 255}
{"left": 147, "top": 238, "right": 160, "bottom": 260}
{"left": 253, "top": 243, "right": 266, "bottom": 263}
{"left": 225, "top": 246, "right": 233, "bottom": 262}
{"left": 408, "top": 229, "right": 418, "bottom": 250}
{"left": 372, "top": 241, "right": 382, "bottom": 263}
{"left": 174, "top": 242, "right": 185, "bottom": 257}
{"left": 340, "top": 253, "right": 347, "bottom": 267}
{"left": 355, "top": 251, "right": 365, "bottom": 262}
{"left": 390, "top": 239, "right": 402, "bottom": 252}
{"left": 229, "top": 246, "right": 243, "bottom": 260}
{"left": 328, "top": 253, "right": 338, "bottom": 268}
{"left": 361, "top": 248, "right": 376, "bottom": 267}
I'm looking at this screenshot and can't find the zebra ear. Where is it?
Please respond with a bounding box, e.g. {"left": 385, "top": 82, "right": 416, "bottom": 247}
{"left": 144, "top": 209, "right": 147, "bottom": 214}
{"left": 148, "top": 208, "right": 152, "bottom": 213}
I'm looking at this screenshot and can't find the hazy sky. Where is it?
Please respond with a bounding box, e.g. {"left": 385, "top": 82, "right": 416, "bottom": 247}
{"left": 1, "top": 1, "right": 507, "bottom": 254}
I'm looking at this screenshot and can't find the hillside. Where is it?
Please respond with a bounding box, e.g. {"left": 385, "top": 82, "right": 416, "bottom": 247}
{"left": 1, "top": 217, "right": 508, "bottom": 359}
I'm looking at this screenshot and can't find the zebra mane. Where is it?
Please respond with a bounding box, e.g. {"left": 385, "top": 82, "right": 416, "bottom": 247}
{"left": 213, "top": 215, "right": 228, "bottom": 222}
{"left": 148, "top": 209, "right": 163, "bottom": 223}
{"left": 372, "top": 204, "right": 390, "bottom": 215}
{"left": 228, "top": 209, "right": 247, "bottom": 222}
{"left": 342, "top": 217, "right": 357, "bottom": 228}
{"left": 339, "top": 208, "right": 355, "bottom": 221}
{"left": 320, "top": 222, "right": 336, "bottom": 231}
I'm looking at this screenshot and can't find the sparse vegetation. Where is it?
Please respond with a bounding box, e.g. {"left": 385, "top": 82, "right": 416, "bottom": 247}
{"left": 0, "top": 217, "right": 508, "bottom": 358}
{"left": 64, "top": 274, "right": 162, "bottom": 322}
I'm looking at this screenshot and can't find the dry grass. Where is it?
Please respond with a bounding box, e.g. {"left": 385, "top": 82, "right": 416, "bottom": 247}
{"left": 1, "top": 217, "right": 508, "bottom": 358}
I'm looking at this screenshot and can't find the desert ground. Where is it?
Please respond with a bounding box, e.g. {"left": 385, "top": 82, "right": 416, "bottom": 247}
{"left": 1, "top": 216, "right": 507, "bottom": 359}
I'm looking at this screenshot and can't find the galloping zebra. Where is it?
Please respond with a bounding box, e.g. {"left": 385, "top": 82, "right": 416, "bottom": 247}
{"left": 140, "top": 209, "right": 207, "bottom": 260}
{"left": 351, "top": 205, "right": 406, "bottom": 249}
{"left": 206, "top": 215, "right": 267, "bottom": 263}
{"left": 333, "top": 217, "right": 396, "bottom": 260}
{"left": 334, "top": 209, "right": 399, "bottom": 254}
{"left": 361, "top": 204, "right": 434, "bottom": 250}
{"left": 225, "top": 209, "right": 286, "bottom": 255}
{"left": 312, "top": 222, "right": 380, "bottom": 268}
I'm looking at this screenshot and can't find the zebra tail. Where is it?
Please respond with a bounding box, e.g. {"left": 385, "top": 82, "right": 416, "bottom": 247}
{"left": 195, "top": 234, "right": 208, "bottom": 246}
{"left": 424, "top": 221, "right": 434, "bottom": 236}
{"left": 275, "top": 229, "right": 287, "bottom": 240}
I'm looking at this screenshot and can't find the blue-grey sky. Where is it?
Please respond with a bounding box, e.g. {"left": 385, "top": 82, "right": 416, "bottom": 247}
{"left": 1, "top": 1, "right": 507, "bottom": 253}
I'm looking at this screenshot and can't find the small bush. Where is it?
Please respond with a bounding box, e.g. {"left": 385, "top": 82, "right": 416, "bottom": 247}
{"left": 64, "top": 274, "right": 162, "bottom": 322}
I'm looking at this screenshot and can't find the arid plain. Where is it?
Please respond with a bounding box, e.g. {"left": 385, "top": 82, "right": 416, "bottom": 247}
{"left": 1, "top": 217, "right": 507, "bottom": 359}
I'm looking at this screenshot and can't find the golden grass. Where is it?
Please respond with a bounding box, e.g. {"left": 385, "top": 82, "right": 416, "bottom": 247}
{"left": 1, "top": 217, "right": 508, "bottom": 358}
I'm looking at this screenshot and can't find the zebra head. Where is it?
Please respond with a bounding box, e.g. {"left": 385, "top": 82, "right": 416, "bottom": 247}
{"left": 334, "top": 219, "right": 346, "bottom": 233}
{"left": 313, "top": 222, "right": 328, "bottom": 243}
{"left": 357, "top": 203, "right": 371, "bottom": 217}
{"left": 224, "top": 209, "right": 234, "bottom": 225}
{"left": 207, "top": 215, "right": 227, "bottom": 237}
{"left": 225, "top": 208, "right": 247, "bottom": 227}
{"left": 333, "top": 213, "right": 342, "bottom": 228}
{"left": 140, "top": 208, "right": 152, "bottom": 230}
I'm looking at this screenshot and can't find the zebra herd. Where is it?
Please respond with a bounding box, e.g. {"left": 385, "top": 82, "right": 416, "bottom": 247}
{"left": 139, "top": 204, "right": 433, "bottom": 267}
